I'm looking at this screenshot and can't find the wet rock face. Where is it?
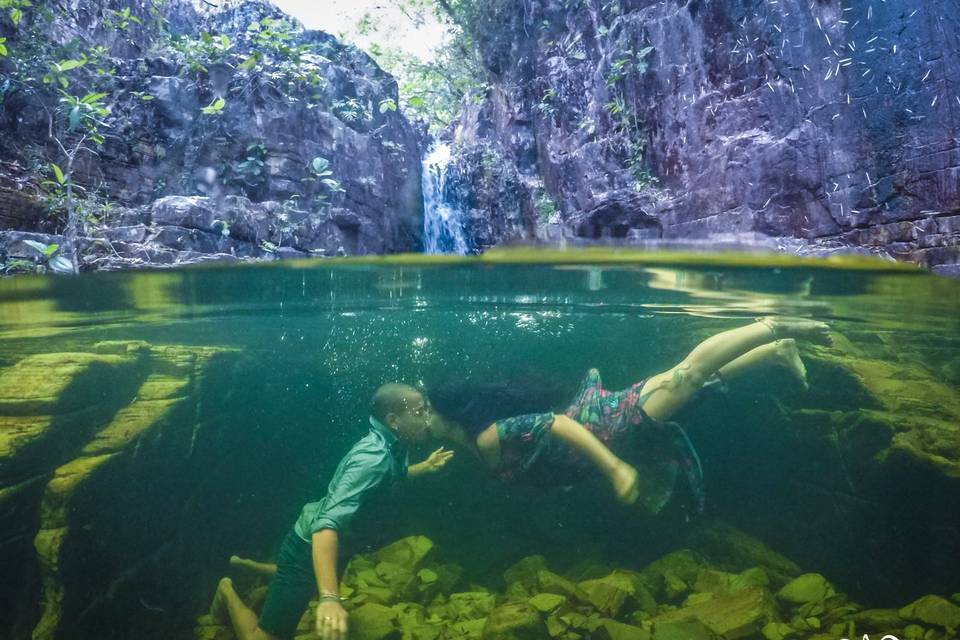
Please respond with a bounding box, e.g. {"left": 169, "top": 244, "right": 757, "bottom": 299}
{"left": 0, "top": 0, "right": 422, "bottom": 270}
{"left": 452, "top": 0, "right": 959, "bottom": 271}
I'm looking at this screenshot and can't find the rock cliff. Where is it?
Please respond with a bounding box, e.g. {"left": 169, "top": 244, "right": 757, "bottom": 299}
{"left": 0, "top": 0, "right": 423, "bottom": 271}
{"left": 446, "top": 0, "right": 960, "bottom": 274}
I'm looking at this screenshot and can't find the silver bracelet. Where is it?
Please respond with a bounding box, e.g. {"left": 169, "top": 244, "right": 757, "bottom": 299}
{"left": 318, "top": 592, "right": 343, "bottom": 602}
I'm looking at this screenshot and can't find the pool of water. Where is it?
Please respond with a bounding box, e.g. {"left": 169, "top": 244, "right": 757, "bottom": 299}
{"left": 1, "top": 250, "right": 958, "bottom": 640}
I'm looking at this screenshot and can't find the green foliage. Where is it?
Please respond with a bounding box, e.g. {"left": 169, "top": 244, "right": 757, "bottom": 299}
{"left": 232, "top": 143, "right": 267, "bottom": 186}
{"left": 378, "top": 97, "right": 397, "bottom": 113}
{"left": 105, "top": 7, "right": 142, "bottom": 31}
{"left": 538, "top": 87, "right": 557, "bottom": 118}
{"left": 58, "top": 92, "right": 110, "bottom": 143}
{"left": 201, "top": 96, "right": 225, "bottom": 116}
{"left": 304, "top": 156, "right": 345, "bottom": 206}
{"left": 332, "top": 97, "right": 369, "bottom": 124}
{"left": 170, "top": 31, "right": 233, "bottom": 74}
{"left": 20, "top": 239, "right": 72, "bottom": 273}
{"left": 0, "top": 37, "right": 7, "bottom": 57}
{"left": 349, "top": 1, "right": 490, "bottom": 132}
{"left": 534, "top": 186, "right": 558, "bottom": 223}
{"left": 0, "top": 0, "right": 31, "bottom": 26}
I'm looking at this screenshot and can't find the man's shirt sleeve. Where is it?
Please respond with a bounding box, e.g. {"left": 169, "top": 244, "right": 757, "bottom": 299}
{"left": 308, "top": 447, "right": 392, "bottom": 536}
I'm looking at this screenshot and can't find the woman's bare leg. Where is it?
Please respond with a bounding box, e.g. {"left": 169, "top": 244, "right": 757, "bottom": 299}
{"left": 640, "top": 318, "right": 829, "bottom": 421}
{"left": 230, "top": 555, "right": 278, "bottom": 578}
{"left": 716, "top": 338, "right": 808, "bottom": 390}
{"left": 474, "top": 415, "right": 640, "bottom": 504}
{"left": 212, "top": 577, "right": 276, "bottom": 640}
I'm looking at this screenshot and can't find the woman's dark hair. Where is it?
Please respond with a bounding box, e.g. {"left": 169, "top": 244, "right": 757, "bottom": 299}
{"left": 426, "top": 372, "right": 571, "bottom": 438}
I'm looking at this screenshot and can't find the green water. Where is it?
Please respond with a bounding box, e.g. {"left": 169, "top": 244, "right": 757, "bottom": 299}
{"left": 1, "top": 251, "right": 959, "bottom": 639}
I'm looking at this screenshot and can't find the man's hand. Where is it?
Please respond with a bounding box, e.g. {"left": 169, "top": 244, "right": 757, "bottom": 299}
{"left": 316, "top": 600, "right": 347, "bottom": 640}
{"left": 423, "top": 446, "right": 454, "bottom": 472}
{"left": 408, "top": 447, "right": 454, "bottom": 477}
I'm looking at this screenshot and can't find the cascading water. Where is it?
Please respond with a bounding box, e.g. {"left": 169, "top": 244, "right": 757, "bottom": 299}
{"left": 421, "top": 142, "right": 470, "bottom": 254}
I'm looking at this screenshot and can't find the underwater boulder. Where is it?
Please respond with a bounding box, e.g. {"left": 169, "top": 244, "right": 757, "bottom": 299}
{"left": 502, "top": 555, "right": 548, "bottom": 591}
{"left": 776, "top": 573, "right": 837, "bottom": 606}
{"left": 693, "top": 567, "right": 770, "bottom": 599}
{"left": 528, "top": 593, "right": 566, "bottom": 614}
{"left": 578, "top": 571, "right": 656, "bottom": 618}
{"left": 537, "top": 570, "right": 587, "bottom": 601}
{"left": 375, "top": 536, "right": 435, "bottom": 571}
{"left": 447, "top": 592, "right": 497, "bottom": 621}
{"left": 651, "top": 618, "right": 716, "bottom": 640}
{"left": 683, "top": 522, "right": 801, "bottom": 589}
{"left": 350, "top": 603, "right": 401, "bottom": 640}
{"left": 638, "top": 550, "right": 705, "bottom": 601}
{"left": 760, "top": 621, "right": 795, "bottom": 640}
{"left": 651, "top": 586, "right": 779, "bottom": 640}
{"left": 592, "top": 618, "right": 652, "bottom": 640}
{"left": 481, "top": 602, "right": 545, "bottom": 640}
{"left": 898, "top": 595, "right": 960, "bottom": 631}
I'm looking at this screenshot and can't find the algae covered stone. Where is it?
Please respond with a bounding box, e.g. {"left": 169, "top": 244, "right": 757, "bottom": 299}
{"left": 529, "top": 593, "right": 566, "bottom": 613}
{"left": 899, "top": 595, "right": 960, "bottom": 630}
{"left": 351, "top": 603, "right": 400, "bottom": 640}
{"left": 448, "top": 592, "right": 496, "bottom": 621}
{"left": 593, "top": 618, "right": 652, "bottom": 640}
{"left": 503, "top": 555, "right": 548, "bottom": 590}
{"left": 482, "top": 602, "right": 545, "bottom": 640}
{"left": 375, "top": 536, "right": 434, "bottom": 571}
{"left": 652, "top": 585, "right": 778, "bottom": 639}
{"left": 777, "top": 574, "right": 836, "bottom": 605}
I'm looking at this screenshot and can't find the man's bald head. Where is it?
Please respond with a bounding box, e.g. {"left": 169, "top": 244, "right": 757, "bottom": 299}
{"left": 371, "top": 383, "right": 422, "bottom": 424}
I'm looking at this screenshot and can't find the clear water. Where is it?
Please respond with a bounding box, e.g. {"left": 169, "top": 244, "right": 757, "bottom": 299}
{"left": 1, "top": 250, "right": 958, "bottom": 639}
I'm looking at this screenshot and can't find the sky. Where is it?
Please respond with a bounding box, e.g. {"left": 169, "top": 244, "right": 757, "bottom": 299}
{"left": 268, "top": 0, "right": 449, "bottom": 60}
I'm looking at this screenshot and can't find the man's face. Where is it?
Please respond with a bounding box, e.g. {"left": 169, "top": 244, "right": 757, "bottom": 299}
{"left": 389, "top": 392, "right": 432, "bottom": 443}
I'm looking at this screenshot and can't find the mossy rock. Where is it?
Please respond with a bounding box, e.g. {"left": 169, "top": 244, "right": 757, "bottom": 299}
{"left": 447, "top": 592, "right": 496, "bottom": 621}
{"left": 538, "top": 570, "right": 586, "bottom": 601}
{"left": 351, "top": 603, "right": 400, "bottom": 640}
{"left": 375, "top": 536, "right": 434, "bottom": 571}
{"left": 578, "top": 571, "right": 656, "bottom": 618}
{"left": 639, "top": 550, "right": 704, "bottom": 599}
{"left": 899, "top": 595, "right": 960, "bottom": 630}
{"left": 850, "top": 608, "right": 906, "bottom": 630}
{"left": 593, "top": 618, "right": 652, "bottom": 640}
{"left": 652, "top": 585, "right": 778, "bottom": 640}
{"left": 503, "top": 555, "right": 548, "bottom": 590}
{"left": 777, "top": 573, "right": 836, "bottom": 606}
{"left": 653, "top": 618, "right": 717, "bottom": 640}
{"left": 449, "top": 618, "right": 487, "bottom": 639}
{"left": 761, "top": 621, "right": 796, "bottom": 640}
{"left": 528, "top": 593, "right": 566, "bottom": 614}
{"left": 481, "top": 602, "right": 545, "bottom": 640}
{"left": 684, "top": 522, "right": 801, "bottom": 588}
{"left": 392, "top": 602, "right": 442, "bottom": 640}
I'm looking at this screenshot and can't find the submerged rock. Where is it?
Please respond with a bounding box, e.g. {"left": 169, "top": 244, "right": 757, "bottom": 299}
{"left": 898, "top": 595, "right": 960, "bottom": 631}
{"left": 777, "top": 574, "right": 837, "bottom": 606}
{"left": 481, "top": 602, "right": 545, "bottom": 640}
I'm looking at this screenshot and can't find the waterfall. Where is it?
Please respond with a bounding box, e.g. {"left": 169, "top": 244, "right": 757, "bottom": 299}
{"left": 421, "top": 143, "right": 470, "bottom": 254}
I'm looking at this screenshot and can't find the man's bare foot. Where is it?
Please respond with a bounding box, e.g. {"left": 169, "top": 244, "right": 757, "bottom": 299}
{"left": 757, "top": 317, "right": 832, "bottom": 346}
{"left": 775, "top": 339, "right": 809, "bottom": 390}
{"left": 210, "top": 577, "right": 233, "bottom": 623}
{"left": 611, "top": 461, "right": 640, "bottom": 504}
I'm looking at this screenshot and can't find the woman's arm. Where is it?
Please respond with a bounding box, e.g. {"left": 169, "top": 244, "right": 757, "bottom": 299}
{"left": 549, "top": 414, "right": 639, "bottom": 504}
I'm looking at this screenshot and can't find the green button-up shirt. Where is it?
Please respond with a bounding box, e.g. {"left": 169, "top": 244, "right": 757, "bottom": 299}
{"left": 293, "top": 417, "right": 409, "bottom": 543}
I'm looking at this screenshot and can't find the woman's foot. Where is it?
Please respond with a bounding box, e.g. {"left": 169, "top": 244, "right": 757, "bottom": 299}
{"left": 774, "top": 339, "right": 809, "bottom": 390}
{"left": 757, "top": 317, "right": 832, "bottom": 346}
{"left": 209, "top": 577, "right": 233, "bottom": 623}
{"left": 610, "top": 461, "right": 640, "bottom": 504}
